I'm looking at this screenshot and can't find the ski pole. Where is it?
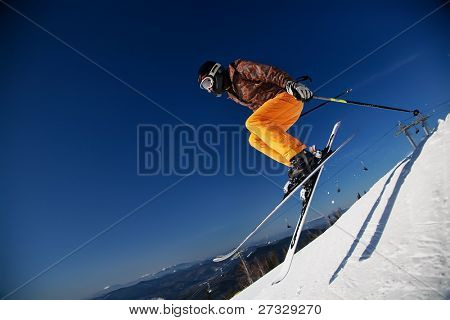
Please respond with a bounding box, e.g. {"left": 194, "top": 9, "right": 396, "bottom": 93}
{"left": 302, "top": 88, "right": 352, "bottom": 117}
{"left": 312, "top": 96, "right": 420, "bottom": 116}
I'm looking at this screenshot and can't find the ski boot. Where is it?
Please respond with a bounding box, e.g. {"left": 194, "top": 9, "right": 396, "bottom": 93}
{"left": 283, "top": 146, "right": 322, "bottom": 199}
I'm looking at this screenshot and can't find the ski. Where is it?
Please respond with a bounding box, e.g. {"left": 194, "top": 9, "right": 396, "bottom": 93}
{"left": 213, "top": 122, "right": 351, "bottom": 263}
{"left": 271, "top": 122, "right": 341, "bottom": 285}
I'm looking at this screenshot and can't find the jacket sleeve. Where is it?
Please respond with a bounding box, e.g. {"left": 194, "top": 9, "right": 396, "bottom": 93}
{"left": 233, "top": 59, "right": 293, "bottom": 88}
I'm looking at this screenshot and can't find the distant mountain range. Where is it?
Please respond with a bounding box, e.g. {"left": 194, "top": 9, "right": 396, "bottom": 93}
{"left": 93, "top": 208, "right": 346, "bottom": 300}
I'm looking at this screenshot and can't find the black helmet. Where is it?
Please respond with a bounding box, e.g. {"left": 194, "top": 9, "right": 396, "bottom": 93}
{"left": 198, "top": 61, "right": 226, "bottom": 96}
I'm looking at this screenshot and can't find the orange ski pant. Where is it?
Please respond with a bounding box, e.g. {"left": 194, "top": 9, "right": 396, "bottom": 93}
{"left": 246, "top": 92, "right": 306, "bottom": 166}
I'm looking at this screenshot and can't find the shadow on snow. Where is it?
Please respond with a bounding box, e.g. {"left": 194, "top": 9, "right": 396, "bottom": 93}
{"left": 329, "top": 137, "right": 429, "bottom": 284}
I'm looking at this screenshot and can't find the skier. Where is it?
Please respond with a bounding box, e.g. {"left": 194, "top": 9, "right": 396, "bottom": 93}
{"left": 198, "top": 59, "right": 318, "bottom": 195}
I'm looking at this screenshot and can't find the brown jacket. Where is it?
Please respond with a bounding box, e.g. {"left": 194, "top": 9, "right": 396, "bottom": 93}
{"left": 227, "top": 59, "right": 293, "bottom": 111}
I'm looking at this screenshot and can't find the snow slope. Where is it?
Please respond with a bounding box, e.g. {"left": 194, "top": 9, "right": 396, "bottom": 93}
{"left": 234, "top": 115, "right": 449, "bottom": 300}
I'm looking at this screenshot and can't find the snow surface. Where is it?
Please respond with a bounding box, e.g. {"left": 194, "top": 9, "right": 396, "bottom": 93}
{"left": 234, "top": 115, "right": 449, "bottom": 300}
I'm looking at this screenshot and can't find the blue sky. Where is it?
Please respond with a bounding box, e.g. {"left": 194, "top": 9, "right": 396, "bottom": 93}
{"left": 1, "top": 0, "right": 449, "bottom": 299}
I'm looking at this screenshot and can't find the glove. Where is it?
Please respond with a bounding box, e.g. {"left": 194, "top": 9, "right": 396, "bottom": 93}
{"left": 286, "top": 81, "right": 313, "bottom": 102}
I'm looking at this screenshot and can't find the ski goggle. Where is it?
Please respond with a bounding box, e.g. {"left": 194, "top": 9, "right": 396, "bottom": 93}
{"left": 199, "top": 63, "right": 222, "bottom": 92}
{"left": 199, "top": 76, "right": 214, "bottom": 92}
